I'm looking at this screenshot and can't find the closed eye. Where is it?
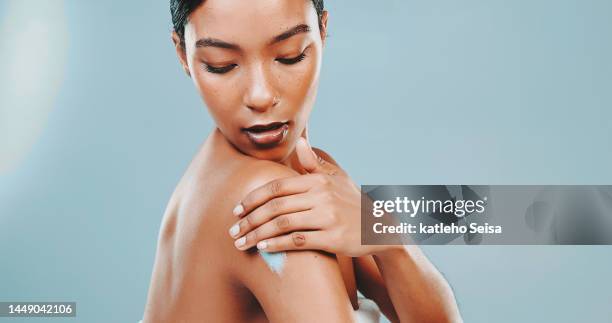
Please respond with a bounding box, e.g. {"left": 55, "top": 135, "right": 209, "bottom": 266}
{"left": 276, "top": 51, "right": 307, "bottom": 65}
{"left": 203, "top": 63, "right": 237, "bottom": 74}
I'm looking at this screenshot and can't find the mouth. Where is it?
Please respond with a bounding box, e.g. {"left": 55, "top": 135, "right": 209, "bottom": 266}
{"left": 242, "top": 121, "right": 290, "bottom": 148}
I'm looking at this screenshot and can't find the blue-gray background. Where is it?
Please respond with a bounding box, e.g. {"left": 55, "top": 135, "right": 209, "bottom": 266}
{"left": 1, "top": 0, "right": 610, "bottom": 322}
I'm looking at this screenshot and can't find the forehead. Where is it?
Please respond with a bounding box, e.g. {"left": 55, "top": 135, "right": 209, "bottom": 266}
{"left": 185, "top": 0, "right": 318, "bottom": 45}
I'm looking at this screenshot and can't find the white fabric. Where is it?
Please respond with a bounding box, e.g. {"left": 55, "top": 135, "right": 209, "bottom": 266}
{"left": 355, "top": 296, "right": 382, "bottom": 323}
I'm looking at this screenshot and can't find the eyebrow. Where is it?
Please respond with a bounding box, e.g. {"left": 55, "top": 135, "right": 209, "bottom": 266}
{"left": 194, "top": 24, "right": 312, "bottom": 51}
{"left": 270, "top": 24, "right": 311, "bottom": 44}
{"left": 195, "top": 38, "right": 239, "bottom": 50}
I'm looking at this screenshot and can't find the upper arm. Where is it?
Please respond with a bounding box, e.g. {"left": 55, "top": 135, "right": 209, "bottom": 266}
{"left": 230, "top": 161, "right": 356, "bottom": 322}
{"left": 240, "top": 250, "right": 356, "bottom": 322}
{"left": 355, "top": 256, "right": 399, "bottom": 323}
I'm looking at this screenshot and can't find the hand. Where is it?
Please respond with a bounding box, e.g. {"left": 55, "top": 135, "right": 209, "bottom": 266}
{"left": 228, "top": 137, "right": 388, "bottom": 257}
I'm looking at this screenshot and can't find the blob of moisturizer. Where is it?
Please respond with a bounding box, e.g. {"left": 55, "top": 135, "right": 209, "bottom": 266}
{"left": 258, "top": 250, "right": 286, "bottom": 274}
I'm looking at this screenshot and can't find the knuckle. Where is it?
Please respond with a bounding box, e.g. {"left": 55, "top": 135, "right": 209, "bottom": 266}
{"left": 291, "top": 232, "right": 306, "bottom": 247}
{"left": 315, "top": 174, "right": 327, "bottom": 185}
{"left": 322, "top": 190, "right": 335, "bottom": 202}
{"left": 275, "top": 215, "right": 290, "bottom": 230}
{"left": 322, "top": 175, "right": 332, "bottom": 185}
{"left": 324, "top": 212, "right": 337, "bottom": 226}
{"left": 269, "top": 181, "right": 283, "bottom": 196}
{"left": 244, "top": 214, "right": 255, "bottom": 228}
{"left": 241, "top": 195, "right": 254, "bottom": 210}
{"left": 246, "top": 231, "right": 257, "bottom": 243}
{"left": 268, "top": 198, "right": 283, "bottom": 212}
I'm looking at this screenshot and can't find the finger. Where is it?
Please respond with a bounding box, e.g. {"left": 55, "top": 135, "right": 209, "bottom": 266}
{"left": 230, "top": 194, "right": 313, "bottom": 239}
{"left": 295, "top": 137, "right": 321, "bottom": 173}
{"left": 256, "top": 231, "right": 330, "bottom": 253}
{"left": 296, "top": 137, "right": 344, "bottom": 176}
{"left": 234, "top": 174, "right": 322, "bottom": 218}
{"left": 235, "top": 210, "right": 325, "bottom": 250}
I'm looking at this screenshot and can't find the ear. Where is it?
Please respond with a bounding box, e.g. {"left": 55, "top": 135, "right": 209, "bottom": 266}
{"left": 171, "top": 31, "right": 191, "bottom": 77}
{"left": 319, "top": 11, "right": 329, "bottom": 46}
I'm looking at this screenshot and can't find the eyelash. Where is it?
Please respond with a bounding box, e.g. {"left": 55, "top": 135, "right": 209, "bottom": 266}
{"left": 276, "top": 51, "right": 308, "bottom": 65}
{"left": 202, "top": 50, "right": 308, "bottom": 75}
{"left": 204, "top": 64, "right": 237, "bottom": 74}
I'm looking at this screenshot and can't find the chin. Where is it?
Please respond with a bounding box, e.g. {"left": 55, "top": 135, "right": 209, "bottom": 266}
{"left": 244, "top": 144, "right": 292, "bottom": 163}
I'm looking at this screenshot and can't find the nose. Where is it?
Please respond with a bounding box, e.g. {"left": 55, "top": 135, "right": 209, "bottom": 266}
{"left": 243, "top": 63, "right": 279, "bottom": 112}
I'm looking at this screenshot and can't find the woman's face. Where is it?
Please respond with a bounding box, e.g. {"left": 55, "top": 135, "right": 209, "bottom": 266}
{"left": 174, "top": 0, "right": 327, "bottom": 162}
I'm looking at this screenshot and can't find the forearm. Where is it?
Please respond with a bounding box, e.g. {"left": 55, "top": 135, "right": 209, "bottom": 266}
{"left": 373, "top": 246, "right": 462, "bottom": 323}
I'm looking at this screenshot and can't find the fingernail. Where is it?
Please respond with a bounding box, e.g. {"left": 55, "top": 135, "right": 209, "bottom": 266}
{"left": 257, "top": 240, "right": 268, "bottom": 250}
{"left": 234, "top": 237, "right": 246, "bottom": 249}
{"left": 229, "top": 224, "right": 240, "bottom": 238}
{"left": 233, "top": 204, "right": 244, "bottom": 217}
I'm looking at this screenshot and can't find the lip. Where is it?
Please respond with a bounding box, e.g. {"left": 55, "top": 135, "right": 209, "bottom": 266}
{"left": 242, "top": 121, "right": 290, "bottom": 148}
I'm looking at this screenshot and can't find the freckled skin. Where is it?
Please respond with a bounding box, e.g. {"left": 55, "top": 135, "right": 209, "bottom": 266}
{"left": 142, "top": 1, "right": 398, "bottom": 322}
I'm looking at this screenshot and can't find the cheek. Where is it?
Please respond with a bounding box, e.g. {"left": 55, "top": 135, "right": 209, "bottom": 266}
{"left": 192, "top": 70, "right": 240, "bottom": 128}
{"left": 278, "top": 55, "right": 320, "bottom": 117}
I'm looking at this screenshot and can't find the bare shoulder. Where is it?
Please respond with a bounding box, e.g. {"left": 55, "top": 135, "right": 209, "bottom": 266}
{"left": 148, "top": 134, "right": 354, "bottom": 321}
{"left": 146, "top": 147, "right": 307, "bottom": 321}
{"left": 166, "top": 138, "right": 320, "bottom": 276}
{"left": 171, "top": 150, "right": 301, "bottom": 262}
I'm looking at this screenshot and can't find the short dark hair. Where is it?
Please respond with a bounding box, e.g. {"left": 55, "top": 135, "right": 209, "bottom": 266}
{"left": 171, "top": 0, "right": 325, "bottom": 46}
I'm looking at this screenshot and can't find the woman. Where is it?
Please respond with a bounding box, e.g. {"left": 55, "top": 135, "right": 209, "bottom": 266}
{"left": 142, "top": 0, "right": 462, "bottom": 322}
